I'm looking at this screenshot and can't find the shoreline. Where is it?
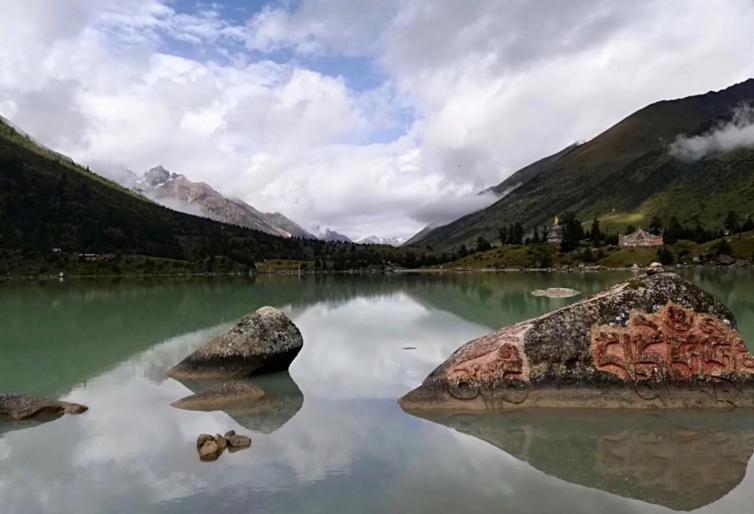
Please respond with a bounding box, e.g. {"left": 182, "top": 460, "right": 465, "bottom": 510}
{"left": 1, "top": 263, "right": 752, "bottom": 282}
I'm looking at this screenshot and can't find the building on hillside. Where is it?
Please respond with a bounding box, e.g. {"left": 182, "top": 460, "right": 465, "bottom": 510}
{"left": 619, "top": 229, "right": 663, "bottom": 248}
{"left": 547, "top": 217, "right": 563, "bottom": 244}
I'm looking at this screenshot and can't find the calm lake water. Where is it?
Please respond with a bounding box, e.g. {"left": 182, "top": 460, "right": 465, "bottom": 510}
{"left": 2, "top": 270, "right": 754, "bottom": 514}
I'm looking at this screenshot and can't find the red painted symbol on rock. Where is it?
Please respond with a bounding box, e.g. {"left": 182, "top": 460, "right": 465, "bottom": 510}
{"left": 591, "top": 304, "right": 754, "bottom": 383}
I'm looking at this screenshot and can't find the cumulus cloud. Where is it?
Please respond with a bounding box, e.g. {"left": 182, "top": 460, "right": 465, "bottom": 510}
{"left": 2, "top": 0, "right": 754, "bottom": 239}
{"left": 669, "top": 104, "right": 754, "bottom": 161}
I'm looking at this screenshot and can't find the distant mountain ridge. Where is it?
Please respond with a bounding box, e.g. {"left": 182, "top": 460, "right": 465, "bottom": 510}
{"left": 409, "top": 79, "right": 754, "bottom": 250}
{"left": 322, "top": 229, "right": 352, "bottom": 243}
{"left": 355, "top": 235, "right": 404, "bottom": 246}
{"left": 135, "top": 165, "right": 315, "bottom": 239}
{"left": 0, "top": 115, "right": 426, "bottom": 271}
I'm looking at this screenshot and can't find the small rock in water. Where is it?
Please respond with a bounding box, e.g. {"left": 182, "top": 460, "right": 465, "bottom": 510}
{"left": 226, "top": 434, "right": 252, "bottom": 449}
{"left": 196, "top": 433, "right": 213, "bottom": 450}
{"left": 646, "top": 262, "right": 664, "bottom": 275}
{"left": 195, "top": 432, "right": 252, "bottom": 462}
{"left": 530, "top": 287, "right": 581, "bottom": 298}
{"left": 198, "top": 439, "right": 222, "bottom": 462}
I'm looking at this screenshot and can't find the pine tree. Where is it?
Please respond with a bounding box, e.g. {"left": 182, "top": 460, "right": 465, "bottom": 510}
{"left": 590, "top": 217, "right": 602, "bottom": 242}
{"left": 499, "top": 227, "right": 508, "bottom": 245}
{"left": 657, "top": 246, "right": 675, "bottom": 265}
{"left": 476, "top": 236, "right": 492, "bottom": 252}
{"left": 724, "top": 211, "right": 740, "bottom": 234}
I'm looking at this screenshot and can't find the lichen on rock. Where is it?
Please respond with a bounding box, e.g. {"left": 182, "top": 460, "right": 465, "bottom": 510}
{"left": 168, "top": 306, "right": 303, "bottom": 380}
{"left": 400, "top": 272, "right": 754, "bottom": 410}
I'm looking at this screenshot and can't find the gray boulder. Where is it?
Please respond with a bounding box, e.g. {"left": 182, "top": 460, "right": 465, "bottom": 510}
{"left": 400, "top": 272, "right": 754, "bottom": 410}
{"left": 168, "top": 306, "right": 303, "bottom": 379}
{"left": 0, "top": 394, "right": 88, "bottom": 421}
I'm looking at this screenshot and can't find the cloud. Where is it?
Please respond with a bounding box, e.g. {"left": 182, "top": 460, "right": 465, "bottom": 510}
{"left": 410, "top": 191, "right": 500, "bottom": 228}
{"left": 244, "top": 0, "right": 399, "bottom": 56}
{"left": 669, "top": 104, "right": 754, "bottom": 161}
{"left": 2, "top": 1, "right": 754, "bottom": 239}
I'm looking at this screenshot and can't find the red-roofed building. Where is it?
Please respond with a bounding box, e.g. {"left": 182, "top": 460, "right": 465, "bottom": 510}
{"left": 619, "top": 229, "right": 663, "bottom": 248}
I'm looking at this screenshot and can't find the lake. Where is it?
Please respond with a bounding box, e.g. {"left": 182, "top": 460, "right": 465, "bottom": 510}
{"left": 2, "top": 270, "right": 754, "bottom": 514}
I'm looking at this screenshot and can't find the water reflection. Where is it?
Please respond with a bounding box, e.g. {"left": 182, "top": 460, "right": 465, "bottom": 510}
{"left": 171, "top": 373, "right": 304, "bottom": 434}
{"left": 408, "top": 409, "right": 754, "bottom": 511}
{"left": 0, "top": 419, "right": 44, "bottom": 437}
{"left": 0, "top": 272, "right": 630, "bottom": 397}
{"left": 2, "top": 271, "right": 754, "bottom": 513}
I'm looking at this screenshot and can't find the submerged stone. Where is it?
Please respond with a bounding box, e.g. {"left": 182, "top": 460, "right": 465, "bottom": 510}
{"left": 0, "top": 394, "right": 88, "bottom": 421}
{"left": 400, "top": 272, "right": 754, "bottom": 410}
{"left": 530, "top": 287, "right": 581, "bottom": 298}
{"left": 168, "top": 306, "right": 303, "bottom": 380}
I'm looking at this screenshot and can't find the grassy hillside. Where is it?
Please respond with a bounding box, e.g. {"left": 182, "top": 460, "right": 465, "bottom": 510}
{"left": 411, "top": 79, "right": 754, "bottom": 250}
{"left": 440, "top": 231, "right": 754, "bottom": 270}
{"left": 0, "top": 117, "right": 436, "bottom": 274}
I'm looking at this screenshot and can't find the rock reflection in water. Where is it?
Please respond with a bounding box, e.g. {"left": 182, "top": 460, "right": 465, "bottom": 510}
{"left": 0, "top": 419, "right": 44, "bottom": 437}
{"left": 171, "top": 371, "right": 304, "bottom": 434}
{"left": 408, "top": 409, "right": 754, "bottom": 511}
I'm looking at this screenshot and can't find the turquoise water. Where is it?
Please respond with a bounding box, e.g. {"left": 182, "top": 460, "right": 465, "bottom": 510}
{"left": 1, "top": 270, "right": 754, "bottom": 513}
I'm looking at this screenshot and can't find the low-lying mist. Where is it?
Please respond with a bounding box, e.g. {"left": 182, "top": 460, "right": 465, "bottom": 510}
{"left": 670, "top": 103, "right": 754, "bottom": 161}
{"left": 410, "top": 190, "right": 500, "bottom": 229}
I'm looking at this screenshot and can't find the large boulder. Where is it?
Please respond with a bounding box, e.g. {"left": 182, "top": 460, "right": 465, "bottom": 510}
{"left": 400, "top": 272, "right": 754, "bottom": 410}
{"left": 0, "top": 394, "right": 88, "bottom": 421}
{"left": 168, "top": 307, "right": 303, "bottom": 379}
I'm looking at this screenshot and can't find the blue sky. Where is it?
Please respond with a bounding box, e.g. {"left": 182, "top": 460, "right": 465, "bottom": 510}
{"left": 158, "top": 0, "right": 410, "bottom": 144}
{"left": 167, "top": 0, "right": 386, "bottom": 91}
{"left": 1, "top": 0, "right": 754, "bottom": 239}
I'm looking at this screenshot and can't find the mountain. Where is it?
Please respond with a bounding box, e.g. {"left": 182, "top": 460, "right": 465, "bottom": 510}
{"left": 322, "top": 229, "right": 352, "bottom": 243}
{"left": 264, "top": 212, "right": 315, "bottom": 239}
{"left": 409, "top": 79, "right": 754, "bottom": 250}
{"left": 355, "top": 235, "right": 404, "bottom": 246}
{"left": 403, "top": 225, "right": 436, "bottom": 246}
{"left": 481, "top": 142, "right": 583, "bottom": 197}
{"left": 0, "top": 116, "right": 419, "bottom": 271}
{"left": 135, "top": 165, "right": 315, "bottom": 239}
